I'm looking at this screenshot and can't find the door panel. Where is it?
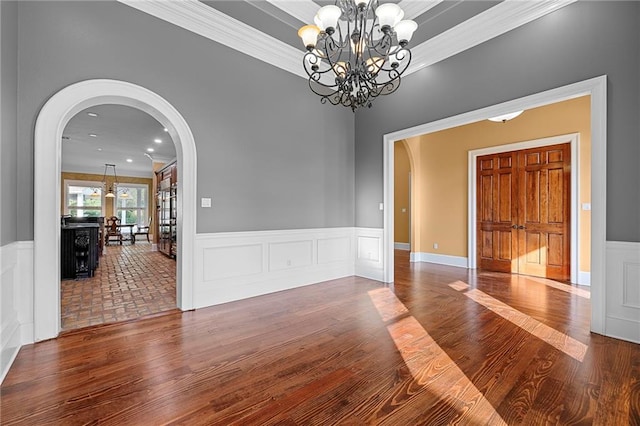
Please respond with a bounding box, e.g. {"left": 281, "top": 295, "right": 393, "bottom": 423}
{"left": 477, "top": 152, "right": 517, "bottom": 273}
{"left": 477, "top": 143, "right": 570, "bottom": 281}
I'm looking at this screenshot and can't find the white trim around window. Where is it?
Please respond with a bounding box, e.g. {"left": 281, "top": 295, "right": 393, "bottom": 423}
{"left": 63, "top": 179, "right": 106, "bottom": 217}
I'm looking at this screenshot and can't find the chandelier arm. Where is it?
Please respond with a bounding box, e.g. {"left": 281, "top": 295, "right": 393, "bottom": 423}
{"left": 299, "top": 0, "right": 413, "bottom": 111}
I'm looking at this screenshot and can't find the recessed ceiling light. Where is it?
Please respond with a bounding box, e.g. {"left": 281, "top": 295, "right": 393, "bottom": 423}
{"left": 154, "top": 138, "right": 162, "bottom": 144}
{"left": 163, "top": 128, "right": 168, "bottom": 132}
{"left": 126, "top": 158, "right": 133, "bottom": 163}
{"left": 87, "top": 112, "right": 98, "bottom": 117}
{"left": 89, "top": 133, "right": 97, "bottom": 137}
{"left": 147, "top": 148, "right": 154, "bottom": 152}
{"left": 97, "top": 148, "right": 103, "bottom": 151}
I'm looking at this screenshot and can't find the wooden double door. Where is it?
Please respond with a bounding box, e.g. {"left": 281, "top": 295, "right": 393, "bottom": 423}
{"left": 477, "top": 143, "right": 570, "bottom": 281}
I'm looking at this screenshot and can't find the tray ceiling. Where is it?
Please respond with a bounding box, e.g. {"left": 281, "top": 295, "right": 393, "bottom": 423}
{"left": 63, "top": 0, "right": 576, "bottom": 177}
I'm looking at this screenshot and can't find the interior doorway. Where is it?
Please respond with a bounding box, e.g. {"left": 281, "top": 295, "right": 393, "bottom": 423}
{"left": 59, "top": 104, "right": 178, "bottom": 330}
{"left": 476, "top": 142, "right": 571, "bottom": 281}
{"left": 384, "top": 77, "right": 606, "bottom": 335}
{"left": 34, "top": 79, "right": 197, "bottom": 342}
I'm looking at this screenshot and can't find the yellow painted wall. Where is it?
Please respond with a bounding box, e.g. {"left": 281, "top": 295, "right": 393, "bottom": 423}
{"left": 394, "top": 142, "right": 411, "bottom": 244}
{"left": 406, "top": 96, "right": 591, "bottom": 272}
{"left": 61, "top": 171, "right": 154, "bottom": 222}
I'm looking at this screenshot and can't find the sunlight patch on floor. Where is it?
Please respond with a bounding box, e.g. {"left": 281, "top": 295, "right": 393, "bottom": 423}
{"left": 525, "top": 276, "right": 591, "bottom": 299}
{"left": 368, "top": 288, "right": 507, "bottom": 425}
{"left": 447, "top": 284, "right": 587, "bottom": 362}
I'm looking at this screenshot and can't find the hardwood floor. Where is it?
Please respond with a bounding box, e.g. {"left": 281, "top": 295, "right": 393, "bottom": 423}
{"left": 61, "top": 242, "right": 176, "bottom": 330}
{"left": 2, "top": 251, "right": 639, "bottom": 424}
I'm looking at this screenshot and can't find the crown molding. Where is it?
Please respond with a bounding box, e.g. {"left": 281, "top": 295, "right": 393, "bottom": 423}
{"left": 397, "top": 0, "right": 443, "bottom": 20}
{"left": 118, "top": 0, "right": 306, "bottom": 78}
{"left": 266, "top": 0, "right": 442, "bottom": 24}
{"left": 119, "top": 0, "right": 577, "bottom": 81}
{"left": 265, "top": 0, "right": 317, "bottom": 24}
{"left": 406, "top": 0, "right": 577, "bottom": 75}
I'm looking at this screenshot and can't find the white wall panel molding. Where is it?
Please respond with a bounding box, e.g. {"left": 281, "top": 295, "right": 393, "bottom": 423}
{"left": 1, "top": 242, "right": 19, "bottom": 383}
{"left": 194, "top": 228, "right": 355, "bottom": 308}
{"left": 354, "top": 228, "right": 384, "bottom": 282}
{"left": 605, "top": 241, "right": 640, "bottom": 343}
{"left": 1, "top": 241, "right": 35, "bottom": 384}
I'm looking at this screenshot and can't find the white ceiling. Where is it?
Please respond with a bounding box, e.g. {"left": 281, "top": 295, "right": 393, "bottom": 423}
{"left": 62, "top": 104, "right": 176, "bottom": 178}
{"left": 62, "top": 0, "right": 576, "bottom": 177}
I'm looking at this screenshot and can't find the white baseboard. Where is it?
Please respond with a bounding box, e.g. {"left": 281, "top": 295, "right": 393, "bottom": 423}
{"left": 410, "top": 252, "right": 469, "bottom": 268}
{"left": 605, "top": 241, "right": 640, "bottom": 344}
{"left": 394, "top": 242, "right": 410, "bottom": 251}
{"left": 578, "top": 271, "right": 591, "bottom": 286}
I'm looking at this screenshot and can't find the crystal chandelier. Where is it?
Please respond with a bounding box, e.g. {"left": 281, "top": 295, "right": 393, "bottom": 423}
{"left": 298, "top": 0, "right": 417, "bottom": 111}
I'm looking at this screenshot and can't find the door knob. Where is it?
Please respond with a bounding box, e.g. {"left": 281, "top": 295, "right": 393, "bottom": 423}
{"left": 511, "top": 224, "right": 518, "bottom": 229}
{"left": 518, "top": 225, "right": 526, "bottom": 229}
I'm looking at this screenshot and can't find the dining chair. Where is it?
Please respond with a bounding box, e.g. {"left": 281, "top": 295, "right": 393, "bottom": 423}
{"left": 105, "top": 216, "right": 123, "bottom": 245}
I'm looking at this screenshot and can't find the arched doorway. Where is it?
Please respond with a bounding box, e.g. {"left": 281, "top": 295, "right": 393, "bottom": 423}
{"left": 34, "top": 79, "right": 197, "bottom": 341}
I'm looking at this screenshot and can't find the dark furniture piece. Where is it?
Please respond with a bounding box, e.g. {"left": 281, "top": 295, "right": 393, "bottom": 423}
{"left": 61, "top": 224, "right": 100, "bottom": 279}
{"left": 156, "top": 161, "right": 177, "bottom": 259}
{"left": 62, "top": 216, "right": 104, "bottom": 256}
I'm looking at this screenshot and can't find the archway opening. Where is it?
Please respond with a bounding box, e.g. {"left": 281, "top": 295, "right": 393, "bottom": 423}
{"left": 34, "top": 79, "right": 197, "bottom": 341}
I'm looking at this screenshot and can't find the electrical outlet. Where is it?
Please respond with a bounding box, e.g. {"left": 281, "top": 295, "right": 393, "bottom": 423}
{"left": 433, "top": 243, "right": 438, "bottom": 249}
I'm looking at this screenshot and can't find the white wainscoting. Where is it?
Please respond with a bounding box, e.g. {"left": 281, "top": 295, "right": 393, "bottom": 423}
{"left": 193, "top": 228, "right": 356, "bottom": 308}
{"left": 409, "top": 252, "right": 469, "bottom": 268}
{"left": 354, "top": 228, "right": 384, "bottom": 281}
{"left": 4, "top": 234, "right": 637, "bottom": 383}
{"left": 1, "top": 241, "right": 34, "bottom": 383}
{"left": 605, "top": 241, "right": 640, "bottom": 343}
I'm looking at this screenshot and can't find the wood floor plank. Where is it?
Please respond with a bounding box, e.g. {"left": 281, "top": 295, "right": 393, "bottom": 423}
{"left": 2, "top": 253, "right": 639, "bottom": 425}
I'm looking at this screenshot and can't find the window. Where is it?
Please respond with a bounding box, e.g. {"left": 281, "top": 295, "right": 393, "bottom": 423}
{"left": 65, "top": 181, "right": 103, "bottom": 217}
{"left": 115, "top": 184, "right": 149, "bottom": 230}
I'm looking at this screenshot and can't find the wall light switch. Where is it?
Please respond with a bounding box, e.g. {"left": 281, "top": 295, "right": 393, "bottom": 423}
{"left": 379, "top": 203, "right": 384, "bottom": 211}
{"left": 201, "top": 197, "right": 212, "bottom": 208}
{"left": 401, "top": 208, "right": 407, "bottom": 213}
{"left": 582, "top": 203, "right": 591, "bottom": 211}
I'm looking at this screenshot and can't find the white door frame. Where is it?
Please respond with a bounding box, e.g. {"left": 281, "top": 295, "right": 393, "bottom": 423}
{"left": 34, "top": 79, "right": 197, "bottom": 341}
{"left": 468, "top": 133, "right": 581, "bottom": 284}
{"left": 383, "top": 75, "right": 607, "bottom": 335}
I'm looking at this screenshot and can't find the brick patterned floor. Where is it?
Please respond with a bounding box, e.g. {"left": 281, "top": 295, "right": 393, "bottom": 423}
{"left": 61, "top": 242, "right": 176, "bottom": 331}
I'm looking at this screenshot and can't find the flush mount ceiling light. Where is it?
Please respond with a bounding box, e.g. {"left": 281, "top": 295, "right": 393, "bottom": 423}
{"left": 154, "top": 138, "right": 162, "bottom": 143}
{"left": 298, "top": 0, "right": 417, "bottom": 111}
{"left": 488, "top": 110, "right": 524, "bottom": 123}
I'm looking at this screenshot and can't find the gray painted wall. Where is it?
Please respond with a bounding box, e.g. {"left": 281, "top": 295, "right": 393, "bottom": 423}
{"left": 16, "top": 1, "right": 355, "bottom": 240}
{"left": 1, "top": 1, "right": 18, "bottom": 245}
{"left": 355, "top": 1, "right": 640, "bottom": 243}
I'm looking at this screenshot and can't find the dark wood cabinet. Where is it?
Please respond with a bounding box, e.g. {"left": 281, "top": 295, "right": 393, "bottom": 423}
{"left": 156, "top": 162, "right": 177, "bottom": 259}
{"left": 61, "top": 224, "right": 100, "bottom": 279}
